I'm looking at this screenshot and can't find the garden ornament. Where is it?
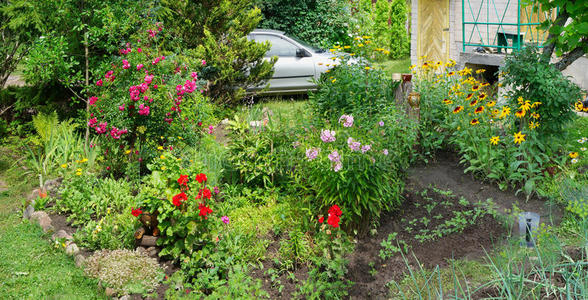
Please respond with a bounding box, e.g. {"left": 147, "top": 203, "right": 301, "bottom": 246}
{"left": 518, "top": 212, "right": 540, "bottom": 248}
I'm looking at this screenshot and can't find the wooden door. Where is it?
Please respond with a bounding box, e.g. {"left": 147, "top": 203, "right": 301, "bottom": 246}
{"left": 417, "top": 0, "right": 450, "bottom": 63}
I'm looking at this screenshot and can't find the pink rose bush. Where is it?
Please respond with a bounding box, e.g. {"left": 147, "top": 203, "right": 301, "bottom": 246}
{"left": 88, "top": 25, "right": 215, "bottom": 176}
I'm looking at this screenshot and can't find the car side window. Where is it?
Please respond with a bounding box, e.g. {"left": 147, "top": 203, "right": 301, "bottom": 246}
{"left": 254, "top": 34, "right": 297, "bottom": 57}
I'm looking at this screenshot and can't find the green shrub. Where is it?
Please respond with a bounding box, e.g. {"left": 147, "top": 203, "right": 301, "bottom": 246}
{"left": 309, "top": 59, "right": 400, "bottom": 124}
{"left": 500, "top": 46, "right": 583, "bottom": 139}
{"left": 256, "top": 0, "right": 351, "bottom": 48}
{"left": 296, "top": 110, "right": 416, "bottom": 233}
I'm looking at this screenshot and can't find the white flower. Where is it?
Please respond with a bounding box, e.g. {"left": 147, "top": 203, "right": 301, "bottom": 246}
{"left": 571, "top": 158, "right": 579, "bottom": 164}
{"left": 581, "top": 147, "right": 587, "bottom": 151}
{"left": 578, "top": 139, "right": 585, "bottom": 144}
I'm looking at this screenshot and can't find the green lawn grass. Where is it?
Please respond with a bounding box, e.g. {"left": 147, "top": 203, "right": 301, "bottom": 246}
{"left": 0, "top": 147, "right": 104, "bottom": 299}
{"left": 376, "top": 57, "right": 412, "bottom": 75}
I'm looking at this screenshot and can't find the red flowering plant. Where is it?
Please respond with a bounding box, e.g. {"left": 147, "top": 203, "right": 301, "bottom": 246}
{"left": 88, "top": 24, "right": 215, "bottom": 177}
{"left": 137, "top": 151, "right": 220, "bottom": 268}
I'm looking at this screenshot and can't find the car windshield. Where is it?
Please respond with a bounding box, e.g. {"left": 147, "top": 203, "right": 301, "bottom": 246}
{"left": 290, "top": 36, "right": 325, "bottom": 53}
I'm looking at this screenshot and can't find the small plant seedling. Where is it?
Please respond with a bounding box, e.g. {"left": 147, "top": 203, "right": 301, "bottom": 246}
{"left": 368, "top": 261, "right": 378, "bottom": 277}
{"left": 459, "top": 196, "right": 469, "bottom": 207}
{"left": 421, "top": 217, "right": 431, "bottom": 227}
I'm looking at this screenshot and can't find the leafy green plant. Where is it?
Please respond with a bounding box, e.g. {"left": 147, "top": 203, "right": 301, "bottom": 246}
{"left": 278, "top": 229, "right": 312, "bottom": 270}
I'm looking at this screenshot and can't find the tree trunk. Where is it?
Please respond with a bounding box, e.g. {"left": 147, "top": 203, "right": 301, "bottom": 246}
{"left": 541, "top": 9, "right": 569, "bottom": 63}
{"left": 553, "top": 40, "right": 588, "bottom": 71}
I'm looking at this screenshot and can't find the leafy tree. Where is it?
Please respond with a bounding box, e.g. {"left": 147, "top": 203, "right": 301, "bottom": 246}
{"left": 532, "top": 0, "right": 588, "bottom": 70}
{"left": 255, "top": 0, "right": 351, "bottom": 48}
{"left": 0, "top": 0, "right": 42, "bottom": 88}
{"left": 388, "top": 0, "right": 409, "bottom": 58}
{"left": 16, "top": 0, "right": 150, "bottom": 142}
{"left": 160, "top": 0, "right": 275, "bottom": 106}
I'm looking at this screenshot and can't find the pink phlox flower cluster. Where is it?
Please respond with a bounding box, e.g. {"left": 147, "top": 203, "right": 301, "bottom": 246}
{"left": 347, "top": 137, "right": 361, "bottom": 151}
{"left": 136, "top": 64, "right": 144, "bottom": 71}
{"left": 306, "top": 147, "right": 320, "bottom": 161}
{"left": 379, "top": 121, "right": 385, "bottom": 127}
{"left": 96, "top": 79, "right": 103, "bottom": 86}
{"left": 191, "top": 72, "right": 198, "bottom": 80}
{"left": 144, "top": 74, "right": 154, "bottom": 85}
{"left": 138, "top": 104, "right": 150, "bottom": 116}
{"left": 333, "top": 161, "right": 343, "bottom": 172}
{"left": 339, "top": 114, "right": 354, "bottom": 127}
{"left": 119, "top": 104, "right": 125, "bottom": 111}
{"left": 382, "top": 149, "right": 389, "bottom": 155}
{"left": 122, "top": 59, "right": 130, "bottom": 69}
{"left": 89, "top": 96, "right": 98, "bottom": 106}
{"left": 320, "top": 129, "right": 336, "bottom": 143}
{"left": 328, "top": 150, "right": 341, "bottom": 162}
{"left": 208, "top": 125, "right": 214, "bottom": 134}
{"left": 361, "top": 144, "right": 371, "bottom": 153}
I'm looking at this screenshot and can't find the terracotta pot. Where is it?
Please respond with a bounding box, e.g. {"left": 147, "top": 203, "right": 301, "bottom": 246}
{"left": 402, "top": 74, "right": 412, "bottom": 83}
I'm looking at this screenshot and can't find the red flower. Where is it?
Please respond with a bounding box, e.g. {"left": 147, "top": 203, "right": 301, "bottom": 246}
{"left": 318, "top": 216, "right": 324, "bottom": 223}
{"left": 195, "top": 173, "right": 207, "bottom": 183}
{"left": 198, "top": 202, "right": 213, "bottom": 219}
{"left": 328, "top": 205, "right": 342, "bottom": 217}
{"left": 177, "top": 174, "right": 189, "bottom": 187}
{"left": 200, "top": 188, "right": 212, "bottom": 200}
{"left": 327, "top": 214, "right": 340, "bottom": 228}
{"left": 131, "top": 208, "right": 143, "bottom": 217}
{"left": 172, "top": 192, "right": 188, "bottom": 207}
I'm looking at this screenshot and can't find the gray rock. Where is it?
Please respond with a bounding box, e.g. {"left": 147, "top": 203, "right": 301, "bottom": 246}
{"left": 119, "top": 296, "right": 130, "bottom": 300}
{"left": 55, "top": 229, "right": 73, "bottom": 240}
{"left": 136, "top": 246, "right": 146, "bottom": 253}
{"left": 65, "top": 243, "right": 79, "bottom": 256}
{"left": 74, "top": 254, "right": 86, "bottom": 267}
{"left": 23, "top": 205, "right": 35, "bottom": 219}
{"left": 146, "top": 246, "right": 159, "bottom": 258}
{"left": 27, "top": 189, "right": 40, "bottom": 201}
{"left": 105, "top": 287, "right": 116, "bottom": 297}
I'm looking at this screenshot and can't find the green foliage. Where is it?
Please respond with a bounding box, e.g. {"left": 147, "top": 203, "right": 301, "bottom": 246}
{"left": 296, "top": 111, "right": 415, "bottom": 233}
{"left": 531, "top": 0, "right": 588, "bottom": 61}
{"left": 160, "top": 0, "right": 275, "bottom": 106}
{"left": 0, "top": 0, "right": 41, "bottom": 88}
{"left": 501, "top": 46, "right": 583, "bottom": 138}
{"left": 309, "top": 57, "right": 400, "bottom": 123}
{"left": 297, "top": 221, "right": 353, "bottom": 299}
{"left": 278, "top": 229, "right": 312, "bottom": 270}
{"left": 56, "top": 173, "right": 136, "bottom": 249}
{"left": 19, "top": 0, "right": 150, "bottom": 88}
{"left": 255, "top": 0, "right": 351, "bottom": 48}
{"left": 349, "top": 0, "right": 410, "bottom": 59}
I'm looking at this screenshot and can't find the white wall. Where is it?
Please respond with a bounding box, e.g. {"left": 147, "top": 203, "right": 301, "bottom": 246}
{"left": 562, "top": 56, "right": 588, "bottom": 92}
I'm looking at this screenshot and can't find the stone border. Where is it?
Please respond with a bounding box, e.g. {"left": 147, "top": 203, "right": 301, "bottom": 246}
{"left": 22, "top": 178, "right": 84, "bottom": 266}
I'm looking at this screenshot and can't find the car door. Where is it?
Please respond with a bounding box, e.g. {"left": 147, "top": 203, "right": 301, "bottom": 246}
{"left": 253, "top": 34, "right": 316, "bottom": 91}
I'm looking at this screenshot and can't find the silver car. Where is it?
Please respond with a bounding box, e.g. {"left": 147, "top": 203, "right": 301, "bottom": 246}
{"left": 248, "top": 29, "right": 337, "bottom": 94}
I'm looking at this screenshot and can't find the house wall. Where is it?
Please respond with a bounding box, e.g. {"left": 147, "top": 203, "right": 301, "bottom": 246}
{"left": 563, "top": 56, "right": 588, "bottom": 92}
{"left": 451, "top": 0, "right": 519, "bottom": 59}
{"left": 411, "top": 0, "right": 520, "bottom": 65}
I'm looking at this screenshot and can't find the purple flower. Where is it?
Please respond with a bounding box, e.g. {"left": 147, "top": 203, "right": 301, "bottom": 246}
{"left": 333, "top": 161, "right": 343, "bottom": 172}
{"left": 320, "top": 129, "right": 336, "bottom": 143}
{"left": 292, "top": 141, "right": 300, "bottom": 148}
{"left": 361, "top": 144, "right": 371, "bottom": 153}
{"left": 213, "top": 186, "right": 220, "bottom": 194}
{"left": 347, "top": 137, "right": 361, "bottom": 151}
{"left": 382, "top": 149, "right": 389, "bottom": 155}
{"left": 339, "top": 114, "right": 354, "bottom": 127}
{"left": 306, "top": 148, "right": 320, "bottom": 161}
{"left": 328, "top": 150, "right": 341, "bottom": 162}
{"left": 379, "top": 121, "right": 385, "bottom": 127}
{"left": 221, "top": 216, "right": 230, "bottom": 224}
